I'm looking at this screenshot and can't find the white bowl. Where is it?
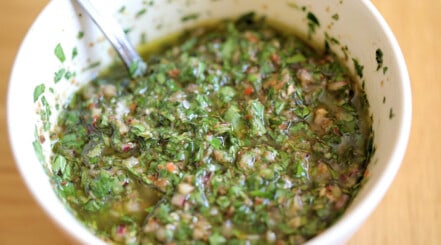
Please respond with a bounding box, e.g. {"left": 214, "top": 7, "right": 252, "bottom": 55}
{"left": 7, "top": 0, "right": 411, "bottom": 244}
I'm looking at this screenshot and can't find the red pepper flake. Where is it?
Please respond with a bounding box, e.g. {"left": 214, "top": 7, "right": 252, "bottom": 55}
{"left": 245, "top": 114, "right": 253, "bottom": 120}
{"left": 129, "top": 103, "right": 137, "bottom": 112}
{"left": 92, "top": 115, "right": 99, "bottom": 127}
{"left": 278, "top": 122, "right": 289, "bottom": 130}
{"left": 168, "top": 69, "right": 180, "bottom": 78}
{"left": 244, "top": 87, "right": 254, "bottom": 95}
{"left": 271, "top": 53, "right": 281, "bottom": 65}
{"left": 148, "top": 175, "right": 158, "bottom": 182}
{"left": 166, "top": 162, "right": 178, "bottom": 173}
{"left": 245, "top": 33, "right": 258, "bottom": 43}
{"left": 254, "top": 197, "right": 264, "bottom": 205}
{"left": 364, "top": 169, "right": 370, "bottom": 178}
{"left": 153, "top": 178, "right": 169, "bottom": 191}
{"left": 332, "top": 126, "right": 342, "bottom": 136}
{"left": 87, "top": 102, "right": 98, "bottom": 110}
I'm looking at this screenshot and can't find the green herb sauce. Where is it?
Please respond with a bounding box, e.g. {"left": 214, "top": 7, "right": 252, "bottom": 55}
{"left": 51, "top": 13, "right": 373, "bottom": 244}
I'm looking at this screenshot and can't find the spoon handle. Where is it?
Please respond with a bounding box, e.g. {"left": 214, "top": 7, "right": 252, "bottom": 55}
{"left": 73, "top": 0, "right": 146, "bottom": 77}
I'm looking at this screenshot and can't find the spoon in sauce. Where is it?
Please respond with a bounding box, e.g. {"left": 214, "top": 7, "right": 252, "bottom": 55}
{"left": 72, "top": 0, "right": 147, "bottom": 78}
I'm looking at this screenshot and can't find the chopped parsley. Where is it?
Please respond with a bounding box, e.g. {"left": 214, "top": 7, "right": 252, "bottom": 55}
{"left": 307, "top": 12, "right": 320, "bottom": 34}
{"left": 54, "top": 68, "right": 66, "bottom": 83}
{"left": 77, "top": 31, "right": 84, "bottom": 39}
{"left": 54, "top": 43, "right": 66, "bottom": 63}
{"left": 33, "top": 127, "right": 44, "bottom": 164}
{"left": 353, "top": 58, "right": 364, "bottom": 78}
{"left": 72, "top": 47, "right": 78, "bottom": 60}
{"left": 33, "top": 84, "right": 45, "bottom": 102}
{"left": 389, "top": 108, "right": 395, "bottom": 119}
{"left": 180, "top": 13, "right": 200, "bottom": 22}
{"left": 135, "top": 8, "right": 147, "bottom": 18}
{"left": 51, "top": 14, "right": 373, "bottom": 244}
{"left": 376, "top": 48, "right": 384, "bottom": 71}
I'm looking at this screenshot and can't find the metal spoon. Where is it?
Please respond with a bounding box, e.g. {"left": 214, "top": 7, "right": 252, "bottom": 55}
{"left": 73, "top": 0, "right": 147, "bottom": 78}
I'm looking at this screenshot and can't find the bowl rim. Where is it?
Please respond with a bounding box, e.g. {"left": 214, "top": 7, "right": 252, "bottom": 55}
{"left": 7, "top": 0, "right": 412, "bottom": 244}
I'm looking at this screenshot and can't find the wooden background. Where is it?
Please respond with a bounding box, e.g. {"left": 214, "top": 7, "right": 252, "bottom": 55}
{"left": 0, "top": 0, "right": 440, "bottom": 244}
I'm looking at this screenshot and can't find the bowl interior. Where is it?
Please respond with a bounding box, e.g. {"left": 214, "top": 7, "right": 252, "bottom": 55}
{"left": 8, "top": 0, "right": 411, "bottom": 244}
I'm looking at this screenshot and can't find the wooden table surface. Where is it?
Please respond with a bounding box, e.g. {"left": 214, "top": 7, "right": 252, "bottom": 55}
{"left": 1, "top": 0, "right": 440, "bottom": 244}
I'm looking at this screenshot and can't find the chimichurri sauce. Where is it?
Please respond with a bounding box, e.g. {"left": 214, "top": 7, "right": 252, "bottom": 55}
{"left": 51, "top": 14, "right": 373, "bottom": 244}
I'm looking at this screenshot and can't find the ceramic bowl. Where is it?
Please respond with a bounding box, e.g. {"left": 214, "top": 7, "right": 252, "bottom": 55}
{"left": 8, "top": 0, "right": 411, "bottom": 244}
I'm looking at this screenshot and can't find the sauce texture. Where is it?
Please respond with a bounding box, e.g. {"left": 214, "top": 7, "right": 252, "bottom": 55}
{"left": 51, "top": 13, "right": 373, "bottom": 244}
